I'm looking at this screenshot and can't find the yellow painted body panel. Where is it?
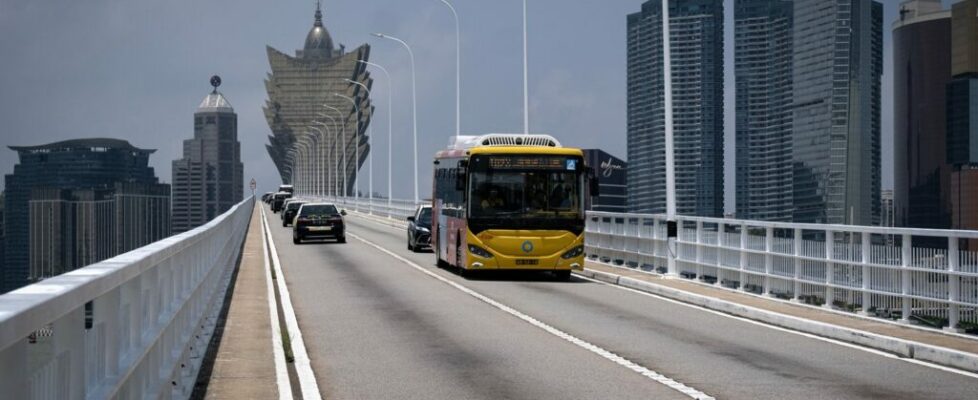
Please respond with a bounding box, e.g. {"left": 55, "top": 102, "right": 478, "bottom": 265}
{"left": 464, "top": 229, "right": 584, "bottom": 271}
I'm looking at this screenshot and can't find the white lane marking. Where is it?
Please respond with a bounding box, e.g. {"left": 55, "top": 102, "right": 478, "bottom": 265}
{"left": 261, "top": 207, "right": 323, "bottom": 399}
{"left": 347, "top": 231, "right": 715, "bottom": 400}
{"left": 259, "top": 207, "right": 295, "bottom": 400}
{"left": 350, "top": 214, "right": 978, "bottom": 380}
{"left": 575, "top": 275, "right": 978, "bottom": 380}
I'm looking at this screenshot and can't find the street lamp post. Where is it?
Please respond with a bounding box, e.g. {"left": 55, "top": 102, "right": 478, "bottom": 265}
{"left": 309, "top": 125, "right": 330, "bottom": 197}
{"left": 522, "top": 0, "right": 529, "bottom": 135}
{"left": 334, "top": 93, "right": 361, "bottom": 209}
{"left": 345, "top": 79, "right": 375, "bottom": 214}
{"left": 435, "top": 0, "right": 461, "bottom": 137}
{"left": 359, "top": 60, "right": 395, "bottom": 218}
{"left": 662, "top": 0, "right": 677, "bottom": 276}
{"left": 316, "top": 112, "right": 341, "bottom": 197}
{"left": 373, "top": 32, "right": 419, "bottom": 204}
{"left": 323, "top": 105, "right": 348, "bottom": 200}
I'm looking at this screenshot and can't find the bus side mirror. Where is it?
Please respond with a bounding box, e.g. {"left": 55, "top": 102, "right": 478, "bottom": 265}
{"left": 588, "top": 168, "right": 600, "bottom": 197}
{"left": 456, "top": 160, "right": 468, "bottom": 191}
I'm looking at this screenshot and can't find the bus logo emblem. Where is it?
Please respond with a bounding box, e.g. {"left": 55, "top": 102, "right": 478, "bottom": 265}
{"left": 565, "top": 159, "right": 577, "bottom": 170}
{"left": 521, "top": 241, "right": 534, "bottom": 253}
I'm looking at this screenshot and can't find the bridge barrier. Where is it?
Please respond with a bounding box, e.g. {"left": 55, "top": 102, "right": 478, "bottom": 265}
{"left": 315, "top": 196, "right": 978, "bottom": 334}
{"left": 0, "top": 197, "right": 255, "bottom": 399}
{"left": 586, "top": 211, "right": 978, "bottom": 334}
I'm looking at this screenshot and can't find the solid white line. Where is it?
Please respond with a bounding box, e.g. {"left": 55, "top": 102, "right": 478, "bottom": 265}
{"left": 259, "top": 207, "right": 295, "bottom": 400}
{"left": 261, "top": 207, "right": 323, "bottom": 400}
{"left": 346, "top": 231, "right": 715, "bottom": 400}
{"left": 574, "top": 275, "right": 978, "bottom": 380}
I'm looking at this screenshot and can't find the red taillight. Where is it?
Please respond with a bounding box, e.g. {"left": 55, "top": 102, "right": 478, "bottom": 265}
{"left": 296, "top": 217, "right": 309, "bottom": 224}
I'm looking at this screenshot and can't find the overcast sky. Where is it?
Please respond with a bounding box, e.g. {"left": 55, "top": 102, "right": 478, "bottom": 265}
{"left": 0, "top": 1, "right": 921, "bottom": 212}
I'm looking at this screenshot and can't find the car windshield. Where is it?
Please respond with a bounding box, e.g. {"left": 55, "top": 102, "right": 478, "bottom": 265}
{"left": 299, "top": 205, "right": 339, "bottom": 217}
{"left": 470, "top": 171, "right": 582, "bottom": 220}
{"left": 287, "top": 202, "right": 304, "bottom": 211}
{"left": 418, "top": 208, "right": 432, "bottom": 225}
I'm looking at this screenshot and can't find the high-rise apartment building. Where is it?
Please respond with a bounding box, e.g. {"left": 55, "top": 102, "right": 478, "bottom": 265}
{"left": 264, "top": 4, "right": 372, "bottom": 195}
{"left": 28, "top": 184, "right": 170, "bottom": 281}
{"left": 171, "top": 79, "right": 244, "bottom": 233}
{"left": 626, "top": 0, "right": 724, "bottom": 217}
{"left": 3, "top": 139, "right": 170, "bottom": 292}
{"left": 892, "top": 0, "right": 952, "bottom": 229}
{"left": 734, "top": 0, "right": 794, "bottom": 221}
{"left": 791, "top": 0, "right": 882, "bottom": 225}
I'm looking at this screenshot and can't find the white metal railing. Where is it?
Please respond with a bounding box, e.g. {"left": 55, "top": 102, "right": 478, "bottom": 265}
{"left": 586, "top": 211, "right": 978, "bottom": 334}
{"left": 0, "top": 197, "right": 254, "bottom": 400}
{"left": 308, "top": 196, "right": 424, "bottom": 221}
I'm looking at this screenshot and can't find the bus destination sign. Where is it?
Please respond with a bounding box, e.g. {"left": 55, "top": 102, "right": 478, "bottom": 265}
{"left": 488, "top": 156, "right": 568, "bottom": 170}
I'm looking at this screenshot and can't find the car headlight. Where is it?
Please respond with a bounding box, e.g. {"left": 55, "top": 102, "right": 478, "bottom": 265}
{"left": 468, "top": 245, "right": 493, "bottom": 258}
{"left": 418, "top": 227, "right": 430, "bottom": 233}
{"left": 561, "top": 246, "right": 584, "bottom": 259}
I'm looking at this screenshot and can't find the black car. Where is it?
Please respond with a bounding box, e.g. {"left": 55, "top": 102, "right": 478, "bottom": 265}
{"left": 406, "top": 205, "right": 432, "bottom": 252}
{"left": 271, "top": 192, "right": 291, "bottom": 213}
{"left": 281, "top": 200, "right": 306, "bottom": 227}
{"left": 293, "top": 203, "right": 347, "bottom": 244}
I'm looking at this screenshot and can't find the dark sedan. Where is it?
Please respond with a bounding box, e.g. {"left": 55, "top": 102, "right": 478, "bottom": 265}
{"left": 406, "top": 205, "right": 432, "bottom": 252}
{"left": 293, "top": 203, "right": 346, "bottom": 244}
{"left": 281, "top": 200, "right": 306, "bottom": 227}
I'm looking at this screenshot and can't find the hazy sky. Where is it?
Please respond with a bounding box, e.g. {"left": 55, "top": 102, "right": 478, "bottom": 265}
{"left": 0, "top": 1, "right": 919, "bottom": 212}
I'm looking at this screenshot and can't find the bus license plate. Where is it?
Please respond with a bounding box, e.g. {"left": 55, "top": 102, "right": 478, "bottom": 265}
{"left": 516, "top": 259, "right": 538, "bottom": 266}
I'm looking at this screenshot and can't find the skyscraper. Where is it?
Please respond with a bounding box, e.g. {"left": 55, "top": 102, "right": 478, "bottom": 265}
{"left": 171, "top": 77, "right": 244, "bottom": 233}
{"left": 947, "top": 0, "right": 978, "bottom": 240}
{"left": 791, "top": 0, "right": 882, "bottom": 225}
{"left": 892, "top": 0, "right": 952, "bottom": 229}
{"left": 583, "top": 149, "right": 628, "bottom": 213}
{"left": 3, "top": 139, "right": 170, "bottom": 293}
{"left": 264, "top": 4, "right": 372, "bottom": 195}
{"left": 734, "top": 0, "right": 794, "bottom": 221}
{"left": 626, "top": 0, "right": 724, "bottom": 217}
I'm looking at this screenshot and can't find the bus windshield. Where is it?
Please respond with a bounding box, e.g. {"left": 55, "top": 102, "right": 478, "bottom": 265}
{"left": 470, "top": 171, "right": 581, "bottom": 220}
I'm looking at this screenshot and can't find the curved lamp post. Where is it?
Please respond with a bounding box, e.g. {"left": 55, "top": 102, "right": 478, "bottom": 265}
{"left": 372, "top": 32, "right": 419, "bottom": 204}
{"left": 334, "top": 93, "right": 361, "bottom": 208}
{"left": 358, "top": 60, "right": 395, "bottom": 217}
{"left": 345, "top": 79, "right": 375, "bottom": 214}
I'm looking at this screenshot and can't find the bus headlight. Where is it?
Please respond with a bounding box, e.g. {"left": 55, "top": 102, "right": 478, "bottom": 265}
{"left": 561, "top": 246, "right": 584, "bottom": 260}
{"left": 468, "top": 245, "right": 493, "bottom": 258}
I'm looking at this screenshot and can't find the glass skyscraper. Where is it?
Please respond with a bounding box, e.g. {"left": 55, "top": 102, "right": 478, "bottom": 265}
{"left": 734, "top": 0, "right": 794, "bottom": 221}
{"left": 791, "top": 0, "right": 882, "bottom": 225}
{"left": 3, "top": 139, "right": 170, "bottom": 293}
{"left": 626, "top": 0, "right": 724, "bottom": 217}
{"left": 264, "top": 4, "right": 372, "bottom": 195}
{"left": 892, "top": 0, "right": 952, "bottom": 230}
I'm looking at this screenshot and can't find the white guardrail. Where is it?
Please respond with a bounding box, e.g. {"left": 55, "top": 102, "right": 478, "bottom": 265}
{"left": 0, "top": 197, "right": 254, "bottom": 400}
{"left": 586, "top": 211, "right": 978, "bottom": 333}
{"left": 314, "top": 196, "right": 978, "bottom": 334}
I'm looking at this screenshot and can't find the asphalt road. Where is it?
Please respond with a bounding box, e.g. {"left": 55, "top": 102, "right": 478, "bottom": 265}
{"left": 264, "top": 205, "right": 978, "bottom": 399}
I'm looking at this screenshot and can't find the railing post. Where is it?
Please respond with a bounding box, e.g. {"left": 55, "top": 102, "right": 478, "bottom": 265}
{"left": 53, "top": 307, "right": 86, "bottom": 400}
{"left": 793, "top": 228, "right": 803, "bottom": 302}
{"left": 739, "top": 224, "right": 747, "bottom": 291}
{"left": 764, "top": 226, "right": 773, "bottom": 296}
{"left": 695, "top": 220, "right": 703, "bottom": 281}
{"left": 861, "top": 232, "right": 872, "bottom": 316}
{"left": 717, "top": 222, "right": 726, "bottom": 287}
{"left": 947, "top": 236, "right": 961, "bottom": 332}
{"left": 901, "top": 233, "right": 912, "bottom": 324}
{"left": 825, "top": 230, "right": 835, "bottom": 309}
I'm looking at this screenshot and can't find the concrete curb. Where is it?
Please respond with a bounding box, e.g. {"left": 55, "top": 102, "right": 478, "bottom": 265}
{"left": 580, "top": 268, "right": 978, "bottom": 374}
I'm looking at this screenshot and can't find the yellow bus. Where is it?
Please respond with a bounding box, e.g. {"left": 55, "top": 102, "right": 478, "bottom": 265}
{"left": 432, "top": 134, "right": 596, "bottom": 279}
